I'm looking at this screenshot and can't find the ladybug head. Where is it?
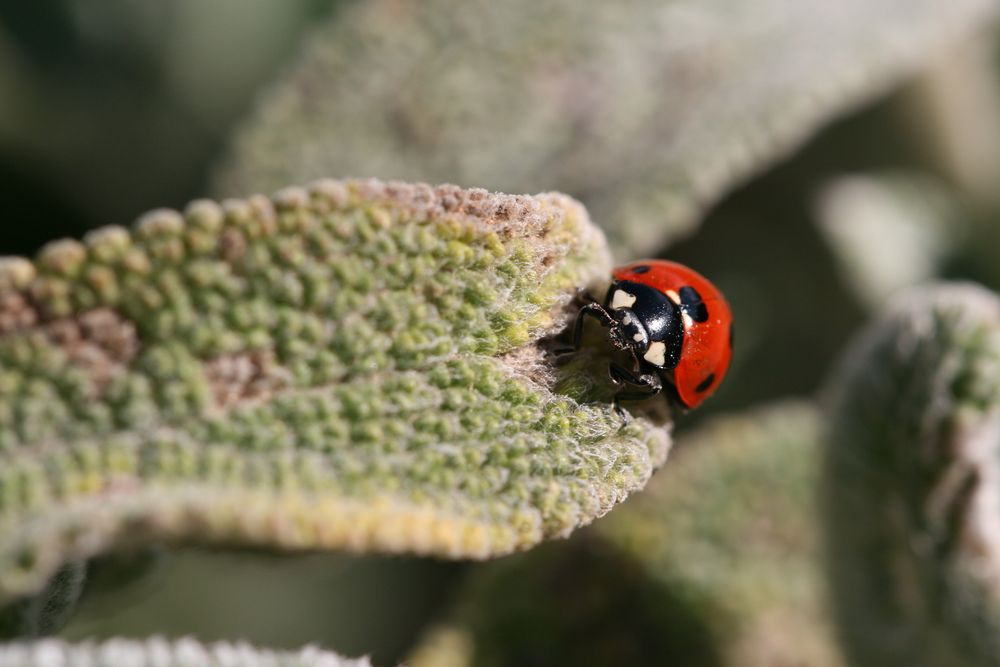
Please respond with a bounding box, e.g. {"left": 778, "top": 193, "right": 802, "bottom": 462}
{"left": 605, "top": 288, "right": 650, "bottom": 353}
{"left": 603, "top": 281, "right": 683, "bottom": 370}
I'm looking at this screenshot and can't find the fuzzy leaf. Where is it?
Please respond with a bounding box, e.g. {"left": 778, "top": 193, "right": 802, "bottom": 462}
{"left": 214, "top": 0, "right": 998, "bottom": 254}
{"left": 0, "top": 179, "right": 669, "bottom": 604}
{"left": 0, "top": 638, "right": 373, "bottom": 667}
{"left": 824, "top": 283, "right": 1000, "bottom": 666}
{"left": 410, "top": 402, "right": 841, "bottom": 667}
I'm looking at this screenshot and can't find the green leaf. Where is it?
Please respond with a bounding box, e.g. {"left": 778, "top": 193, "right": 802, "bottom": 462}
{"left": 409, "top": 402, "right": 841, "bottom": 667}
{"left": 0, "top": 638, "right": 373, "bottom": 667}
{"left": 0, "top": 179, "right": 669, "bottom": 605}
{"left": 824, "top": 283, "right": 1000, "bottom": 667}
{"left": 214, "top": 0, "right": 997, "bottom": 255}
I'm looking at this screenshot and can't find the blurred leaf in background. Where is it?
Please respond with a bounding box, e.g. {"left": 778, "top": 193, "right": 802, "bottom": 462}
{"left": 215, "top": 0, "right": 998, "bottom": 256}
{"left": 824, "top": 284, "right": 1000, "bottom": 666}
{"left": 0, "top": 637, "right": 375, "bottom": 667}
{"left": 63, "top": 551, "right": 456, "bottom": 667}
{"left": 0, "top": 0, "right": 335, "bottom": 254}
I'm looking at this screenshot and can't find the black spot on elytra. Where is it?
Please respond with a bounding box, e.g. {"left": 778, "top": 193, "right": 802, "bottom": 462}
{"left": 695, "top": 373, "right": 716, "bottom": 393}
{"left": 631, "top": 264, "right": 651, "bottom": 274}
{"left": 679, "top": 286, "right": 708, "bottom": 323}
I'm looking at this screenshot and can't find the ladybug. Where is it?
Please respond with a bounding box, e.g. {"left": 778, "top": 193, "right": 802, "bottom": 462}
{"left": 573, "top": 260, "right": 733, "bottom": 411}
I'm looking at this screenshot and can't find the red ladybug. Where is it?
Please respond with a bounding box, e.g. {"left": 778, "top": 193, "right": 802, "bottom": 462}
{"left": 573, "top": 260, "right": 733, "bottom": 411}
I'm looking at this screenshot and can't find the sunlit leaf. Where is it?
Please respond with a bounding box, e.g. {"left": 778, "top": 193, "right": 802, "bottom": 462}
{"left": 0, "top": 179, "right": 669, "bottom": 604}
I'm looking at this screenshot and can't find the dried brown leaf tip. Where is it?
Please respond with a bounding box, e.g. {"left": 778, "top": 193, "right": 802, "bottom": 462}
{"left": 0, "top": 179, "right": 669, "bottom": 603}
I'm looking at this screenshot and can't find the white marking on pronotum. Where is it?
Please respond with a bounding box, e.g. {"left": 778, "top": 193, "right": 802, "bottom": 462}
{"left": 621, "top": 313, "right": 633, "bottom": 325}
{"left": 665, "top": 290, "right": 680, "bottom": 304}
{"left": 644, "top": 341, "right": 666, "bottom": 366}
{"left": 633, "top": 333, "right": 644, "bottom": 342}
{"left": 611, "top": 289, "right": 636, "bottom": 309}
{"left": 682, "top": 312, "right": 694, "bottom": 329}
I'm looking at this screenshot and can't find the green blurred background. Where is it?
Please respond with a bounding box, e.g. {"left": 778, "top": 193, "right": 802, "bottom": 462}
{"left": 0, "top": 1, "right": 335, "bottom": 255}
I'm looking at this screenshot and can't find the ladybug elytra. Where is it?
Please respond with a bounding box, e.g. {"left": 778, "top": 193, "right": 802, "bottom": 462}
{"left": 573, "top": 260, "right": 733, "bottom": 412}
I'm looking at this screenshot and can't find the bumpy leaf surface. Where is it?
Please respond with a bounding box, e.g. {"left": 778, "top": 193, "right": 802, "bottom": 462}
{"left": 0, "top": 638, "right": 373, "bottom": 667}
{"left": 215, "top": 0, "right": 998, "bottom": 254}
{"left": 825, "top": 283, "right": 1000, "bottom": 667}
{"left": 410, "top": 402, "right": 841, "bottom": 667}
{"left": 0, "top": 179, "right": 669, "bottom": 604}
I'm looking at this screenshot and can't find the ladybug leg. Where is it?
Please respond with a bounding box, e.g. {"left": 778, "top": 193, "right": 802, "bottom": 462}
{"left": 608, "top": 363, "right": 662, "bottom": 393}
{"left": 574, "top": 287, "right": 598, "bottom": 305}
{"left": 608, "top": 361, "right": 641, "bottom": 386}
{"left": 573, "top": 302, "right": 616, "bottom": 350}
{"left": 608, "top": 362, "right": 662, "bottom": 416}
{"left": 553, "top": 302, "right": 617, "bottom": 360}
{"left": 613, "top": 384, "right": 662, "bottom": 417}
